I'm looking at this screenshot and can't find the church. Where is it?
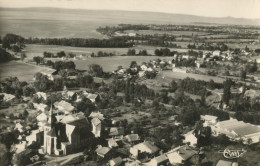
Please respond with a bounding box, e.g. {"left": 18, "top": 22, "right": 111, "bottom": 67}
{"left": 42, "top": 106, "right": 94, "bottom": 155}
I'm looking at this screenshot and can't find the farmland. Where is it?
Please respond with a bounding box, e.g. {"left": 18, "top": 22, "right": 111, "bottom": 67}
{"left": 24, "top": 44, "right": 189, "bottom": 59}
{"left": 0, "top": 61, "right": 43, "bottom": 82}
{"left": 125, "top": 30, "right": 210, "bottom": 36}
{"left": 161, "top": 70, "right": 225, "bottom": 83}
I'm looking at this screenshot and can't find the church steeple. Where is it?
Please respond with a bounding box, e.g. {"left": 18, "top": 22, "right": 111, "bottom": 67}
{"left": 48, "top": 105, "right": 54, "bottom": 127}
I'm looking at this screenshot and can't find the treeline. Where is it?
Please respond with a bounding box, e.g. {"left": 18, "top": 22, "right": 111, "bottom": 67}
{"left": 32, "top": 56, "right": 76, "bottom": 71}
{"left": 25, "top": 37, "right": 134, "bottom": 48}
{"left": 1, "top": 33, "right": 25, "bottom": 50}
{"left": 154, "top": 48, "right": 176, "bottom": 56}
{"left": 97, "top": 24, "right": 149, "bottom": 35}
{"left": 126, "top": 49, "right": 148, "bottom": 56}
{"left": 91, "top": 51, "right": 115, "bottom": 57}
{"left": 235, "top": 112, "right": 260, "bottom": 125}
{"left": 34, "top": 72, "right": 99, "bottom": 92}
{"left": 197, "top": 43, "right": 229, "bottom": 51}
{"left": 0, "top": 48, "right": 14, "bottom": 63}
{"left": 43, "top": 51, "right": 76, "bottom": 58}
{"left": 0, "top": 77, "right": 35, "bottom": 98}
{"left": 178, "top": 78, "right": 223, "bottom": 96}
{"left": 111, "top": 78, "right": 156, "bottom": 102}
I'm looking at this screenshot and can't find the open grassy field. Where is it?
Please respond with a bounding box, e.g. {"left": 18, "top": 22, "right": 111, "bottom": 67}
{"left": 161, "top": 70, "right": 225, "bottom": 83}
{"left": 125, "top": 30, "right": 210, "bottom": 36}
{"left": 24, "top": 44, "right": 189, "bottom": 59}
{"left": 0, "top": 61, "right": 43, "bottom": 82}
{"left": 73, "top": 56, "right": 173, "bottom": 72}
{"left": 1, "top": 44, "right": 175, "bottom": 81}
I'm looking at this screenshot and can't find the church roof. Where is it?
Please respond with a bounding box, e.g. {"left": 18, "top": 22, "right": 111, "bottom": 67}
{"left": 67, "top": 118, "right": 90, "bottom": 127}
{"left": 47, "top": 128, "right": 57, "bottom": 137}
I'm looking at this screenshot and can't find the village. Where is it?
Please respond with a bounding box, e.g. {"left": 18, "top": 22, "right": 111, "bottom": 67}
{"left": 0, "top": 3, "right": 260, "bottom": 165}
{"left": 1, "top": 43, "right": 260, "bottom": 165}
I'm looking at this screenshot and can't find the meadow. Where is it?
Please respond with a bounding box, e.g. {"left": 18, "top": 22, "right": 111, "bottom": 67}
{"left": 0, "top": 61, "right": 43, "bottom": 82}
{"left": 1, "top": 44, "right": 176, "bottom": 82}
{"left": 125, "top": 30, "right": 210, "bottom": 36}
{"left": 161, "top": 70, "right": 225, "bottom": 83}
{"left": 24, "top": 44, "right": 189, "bottom": 59}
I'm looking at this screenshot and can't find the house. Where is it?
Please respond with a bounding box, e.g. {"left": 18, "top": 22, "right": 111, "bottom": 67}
{"left": 15, "top": 123, "right": 24, "bottom": 133}
{"left": 60, "top": 115, "right": 78, "bottom": 124}
{"left": 213, "top": 50, "right": 221, "bottom": 57}
{"left": 36, "top": 112, "right": 48, "bottom": 122}
{"left": 89, "top": 111, "right": 105, "bottom": 120}
{"left": 200, "top": 115, "right": 218, "bottom": 127}
{"left": 141, "top": 64, "right": 148, "bottom": 71}
{"left": 40, "top": 68, "right": 57, "bottom": 81}
{"left": 150, "top": 154, "right": 169, "bottom": 166}
{"left": 26, "top": 129, "right": 44, "bottom": 145}
{"left": 117, "top": 69, "right": 126, "bottom": 75}
{"left": 183, "top": 130, "right": 197, "bottom": 147}
{"left": 109, "top": 156, "right": 123, "bottom": 166}
{"left": 13, "top": 141, "right": 27, "bottom": 154}
{"left": 91, "top": 118, "right": 101, "bottom": 137}
{"left": 42, "top": 106, "right": 93, "bottom": 155}
{"left": 211, "top": 118, "right": 260, "bottom": 143}
{"left": 0, "top": 93, "right": 15, "bottom": 102}
{"left": 167, "top": 145, "right": 197, "bottom": 165}
{"left": 107, "top": 138, "right": 119, "bottom": 148}
{"left": 36, "top": 92, "right": 47, "bottom": 100}
{"left": 216, "top": 160, "right": 238, "bottom": 166}
{"left": 96, "top": 146, "right": 111, "bottom": 158}
{"left": 130, "top": 141, "right": 159, "bottom": 157}
{"left": 62, "top": 91, "right": 76, "bottom": 100}
{"left": 182, "top": 55, "right": 190, "bottom": 60}
{"left": 54, "top": 100, "right": 75, "bottom": 114}
{"left": 124, "top": 134, "right": 140, "bottom": 143}
{"left": 33, "top": 103, "right": 48, "bottom": 112}
{"left": 82, "top": 91, "right": 99, "bottom": 103}
{"left": 195, "top": 59, "right": 204, "bottom": 68}
{"left": 108, "top": 127, "right": 125, "bottom": 137}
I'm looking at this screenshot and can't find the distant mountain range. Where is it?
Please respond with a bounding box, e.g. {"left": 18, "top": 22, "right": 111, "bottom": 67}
{"left": 1, "top": 7, "right": 259, "bottom": 26}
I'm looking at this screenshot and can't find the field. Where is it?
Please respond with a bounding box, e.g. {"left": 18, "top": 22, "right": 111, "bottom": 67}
{"left": 1, "top": 44, "right": 176, "bottom": 81}
{"left": 23, "top": 44, "right": 175, "bottom": 72}
{"left": 24, "top": 44, "right": 189, "bottom": 59}
{"left": 0, "top": 61, "right": 43, "bottom": 82}
{"left": 125, "top": 30, "right": 210, "bottom": 36}
{"left": 161, "top": 70, "right": 225, "bottom": 83}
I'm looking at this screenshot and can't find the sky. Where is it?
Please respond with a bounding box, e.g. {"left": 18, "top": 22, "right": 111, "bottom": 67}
{"left": 0, "top": 0, "right": 260, "bottom": 19}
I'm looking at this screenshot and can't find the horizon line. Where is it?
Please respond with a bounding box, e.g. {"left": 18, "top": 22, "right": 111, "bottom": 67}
{"left": 1, "top": 6, "right": 259, "bottom": 20}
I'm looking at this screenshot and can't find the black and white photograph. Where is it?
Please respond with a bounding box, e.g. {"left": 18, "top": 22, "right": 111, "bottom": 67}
{"left": 0, "top": 0, "right": 260, "bottom": 165}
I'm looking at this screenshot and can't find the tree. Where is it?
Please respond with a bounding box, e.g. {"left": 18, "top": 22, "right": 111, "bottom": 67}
{"left": 0, "top": 152, "right": 12, "bottom": 166}
{"left": 169, "top": 80, "right": 178, "bottom": 92}
{"left": 0, "top": 131, "right": 18, "bottom": 150}
{"left": 223, "top": 78, "right": 232, "bottom": 105}
{"left": 57, "top": 51, "right": 66, "bottom": 58}
{"left": 127, "top": 49, "right": 136, "bottom": 56}
{"left": 22, "top": 109, "right": 29, "bottom": 117}
{"left": 89, "top": 64, "right": 103, "bottom": 77}
{"left": 240, "top": 69, "right": 247, "bottom": 80}
{"left": 130, "top": 61, "right": 137, "bottom": 68}
{"left": 33, "top": 56, "right": 44, "bottom": 65}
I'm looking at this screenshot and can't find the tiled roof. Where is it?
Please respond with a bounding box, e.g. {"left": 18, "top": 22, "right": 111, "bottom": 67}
{"left": 152, "top": 154, "right": 168, "bottom": 163}
{"left": 109, "top": 127, "right": 125, "bottom": 136}
{"left": 133, "top": 141, "right": 159, "bottom": 154}
{"left": 125, "top": 134, "right": 140, "bottom": 142}
{"left": 91, "top": 118, "right": 101, "bottom": 126}
{"left": 96, "top": 147, "right": 111, "bottom": 156}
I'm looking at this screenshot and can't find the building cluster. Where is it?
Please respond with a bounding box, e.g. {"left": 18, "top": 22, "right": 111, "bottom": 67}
{"left": 9, "top": 88, "right": 202, "bottom": 165}
{"left": 199, "top": 115, "right": 260, "bottom": 144}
